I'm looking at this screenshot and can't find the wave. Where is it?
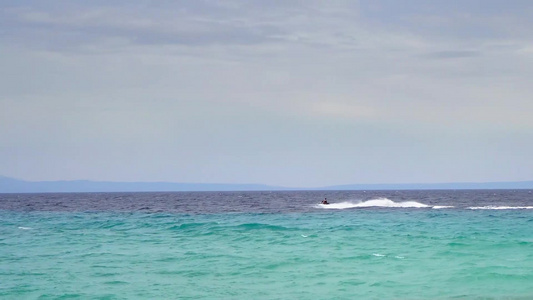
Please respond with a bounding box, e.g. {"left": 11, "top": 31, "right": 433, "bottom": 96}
{"left": 316, "top": 198, "right": 437, "bottom": 209}
{"left": 170, "top": 222, "right": 220, "bottom": 230}
{"left": 235, "top": 223, "right": 291, "bottom": 231}
{"left": 432, "top": 206, "right": 455, "bottom": 209}
{"left": 468, "top": 206, "right": 533, "bottom": 210}
{"left": 316, "top": 199, "right": 533, "bottom": 210}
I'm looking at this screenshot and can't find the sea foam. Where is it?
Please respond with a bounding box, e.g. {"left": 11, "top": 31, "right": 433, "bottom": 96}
{"left": 317, "top": 198, "right": 432, "bottom": 209}
{"left": 468, "top": 206, "right": 533, "bottom": 210}
{"left": 432, "top": 206, "right": 455, "bottom": 209}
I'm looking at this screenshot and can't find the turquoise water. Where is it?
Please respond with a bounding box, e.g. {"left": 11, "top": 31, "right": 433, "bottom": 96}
{"left": 2, "top": 208, "right": 532, "bottom": 299}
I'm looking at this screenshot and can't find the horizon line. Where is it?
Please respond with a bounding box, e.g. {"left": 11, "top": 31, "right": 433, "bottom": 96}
{"left": 3, "top": 175, "right": 533, "bottom": 185}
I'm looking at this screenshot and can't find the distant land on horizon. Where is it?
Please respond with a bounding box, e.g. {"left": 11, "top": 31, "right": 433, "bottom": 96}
{"left": 1, "top": 176, "right": 533, "bottom": 193}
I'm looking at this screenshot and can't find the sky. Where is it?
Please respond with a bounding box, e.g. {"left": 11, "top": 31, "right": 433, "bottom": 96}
{"left": 1, "top": 0, "right": 533, "bottom": 188}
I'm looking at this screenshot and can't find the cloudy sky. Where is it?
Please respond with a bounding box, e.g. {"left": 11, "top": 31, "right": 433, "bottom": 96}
{"left": 1, "top": 0, "right": 532, "bottom": 187}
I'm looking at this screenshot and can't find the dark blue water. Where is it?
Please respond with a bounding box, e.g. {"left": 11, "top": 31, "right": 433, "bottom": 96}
{"left": 1, "top": 190, "right": 532, "bottom": 213}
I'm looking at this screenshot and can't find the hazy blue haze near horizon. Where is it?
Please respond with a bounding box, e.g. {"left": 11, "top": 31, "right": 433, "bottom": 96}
{"left": 2, "top": 175, "right": 533, "bottom": 193}
{"left": 1, "top": 1, "right": 533, "bottom": 187}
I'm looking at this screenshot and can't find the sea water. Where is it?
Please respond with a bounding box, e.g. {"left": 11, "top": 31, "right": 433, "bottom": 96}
{"left": 1, "top": 190, "right": 532, "bottom": 299}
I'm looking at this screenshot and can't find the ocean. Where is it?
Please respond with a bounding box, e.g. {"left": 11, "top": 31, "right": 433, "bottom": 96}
{"left": 1, "top": 190, "right": 532, "bottom": 299}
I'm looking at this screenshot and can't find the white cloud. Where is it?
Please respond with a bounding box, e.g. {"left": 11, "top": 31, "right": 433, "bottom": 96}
{"left": 1, "top": 1, "right": 533, "bottom": 185}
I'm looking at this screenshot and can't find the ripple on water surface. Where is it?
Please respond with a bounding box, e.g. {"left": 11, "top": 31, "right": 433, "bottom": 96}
{"left": 1, "top": 191, "right": 533, "bottom": 299}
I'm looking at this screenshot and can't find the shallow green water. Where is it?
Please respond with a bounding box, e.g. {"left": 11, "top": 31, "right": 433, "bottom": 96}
{"left": 2, "top": 209, "right": 533, "bottom": 299}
